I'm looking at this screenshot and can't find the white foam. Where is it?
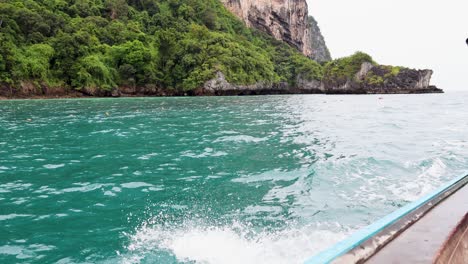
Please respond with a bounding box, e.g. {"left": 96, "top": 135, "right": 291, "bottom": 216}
{"left": 104, "top": 191, "right": 117, "bottom": 197}
{"left": 12, "top": 154, "right": 32, "bottom": 159}
{"left": 214, "top": 135, "right": 268, "bottom": 143}
{"left": 137, "top": 153, "right": 159, "bottom": 160}
{"left": 43, "top": 164, "right": 65, "bottom": 169}
{"left": 121, "top": 182, "right": 154, "bottom": 189}
{"left": 233, "top": 169, "right": 302, "bottom": 184}
{"left": 0, "top": 244, "right": 55, "bottom": 259}
{"left": 387, "top": 157, "right": 447, "bottom": 201}
{"left": 0, "top": 214, "right": 33, "bottom": 221}
{"left": 125, "top": 221, "right": 348, "bottom": 264}
{"left": 181, "top": 148, "right": 228, "bottom": 158}
{"left": 58, "top": 183, "right": 112, "bottom": 194}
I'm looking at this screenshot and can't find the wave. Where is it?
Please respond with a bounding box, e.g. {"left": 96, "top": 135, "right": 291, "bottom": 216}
{"left": 214, "top": 135, "right": 268, "bottom": 143}
{"left": 387, "top": 157, "right": 448, "bottom": 201}
{"left": 123, "top": 220, "right": 349, "bottom": 264}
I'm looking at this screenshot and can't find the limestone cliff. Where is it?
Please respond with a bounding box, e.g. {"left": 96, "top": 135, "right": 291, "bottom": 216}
{"left": 308, "top": 16, "right": 331, "bottom": 62}
{"left": 221, "top": 0, "right": 330, "bottom": 62}
{"left": 322, "top": 62, "right": 443, "bottom": 94}
{"left": 198, "top": 63, "right": 443, "bottom": 95}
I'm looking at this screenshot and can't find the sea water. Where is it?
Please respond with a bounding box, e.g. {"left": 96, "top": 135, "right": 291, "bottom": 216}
{"left": 0, "top": 93, "right": 467, "bottom": 263}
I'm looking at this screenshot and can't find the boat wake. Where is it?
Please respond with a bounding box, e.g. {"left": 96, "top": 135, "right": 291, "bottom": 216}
{"left": 124, "top": 220, "right": 349, "bottom": 264}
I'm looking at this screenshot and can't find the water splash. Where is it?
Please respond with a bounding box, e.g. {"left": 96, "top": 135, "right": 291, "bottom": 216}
{"left": 125, "top": 220, "right": 349, "bottom": 264}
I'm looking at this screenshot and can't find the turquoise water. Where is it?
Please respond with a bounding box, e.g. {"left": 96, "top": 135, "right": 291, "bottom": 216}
{"left": 1, "top": 94, "right": 467, "bottom": 263}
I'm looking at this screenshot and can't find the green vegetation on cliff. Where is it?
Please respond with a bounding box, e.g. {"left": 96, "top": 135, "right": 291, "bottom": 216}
{"left": 362, "top": 65, "right": 403, "bottom": 86}
{"left": 322, "top": 51, "right": 374, "bottom": 85}
{"left": 0, "top": 0, "right": 323, "bottom": 93}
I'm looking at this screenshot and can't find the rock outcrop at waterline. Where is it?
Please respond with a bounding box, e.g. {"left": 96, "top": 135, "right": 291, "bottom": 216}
{"left": 322, "top": 62, "right": 442, "bottom": 94}
{"left": 200, "top": 71, "right": 322, "bottom": 95}
{"left": 0, "top": 63, "right": 442, "bottom": 98}
{"left": 200, "top": 65, "right": 442, "bottom": 95}
{"left": 221, "top": 0, "right": 331, "bottom": 62}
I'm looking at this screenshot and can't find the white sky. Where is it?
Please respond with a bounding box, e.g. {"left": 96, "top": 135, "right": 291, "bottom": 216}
{"left": 309, "top": 0, "right": 468, "bottom": 91}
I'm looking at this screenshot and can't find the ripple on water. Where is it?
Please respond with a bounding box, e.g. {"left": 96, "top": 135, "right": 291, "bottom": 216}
{"left": 43, "top": 164, "right": 65, "bottom": 169}
{"left": 104, "top": 191, "right": 117, "bottom": 197}
{"left": 387, "top": 157, "right": 448, "bottom": 201}
{"left": 0, "top": 214, "right": 33, "bottom": 221}
{"left": 12, "top": 154, "right": 32, "bottom": 159}
{"left": 0, "top": 182, "right": 33, "bottom": 191}
{"left": 180, "top": 148, "right": 228, "bottom": 158}
{"left": 214, "top": 135, "right": 268, "bottom": 143}
{"left": 232, "top": 169, "right": 304, "bottom": 184}
{"left": 54, "top": 183, "right": 113, "bottom": 194}
{"left": 121, "top": 182, "right": 155, "bottom": 189}
{"left": 0, "top": 244, "right": 57, "bottom": 260}
{"left": 137, "top": 153, "right": 159, "bottom": 160}
{"left": 90, "top": 129, "right": 115, "bottom": 134}
{"left": 177, "top": 176, "right": 202, "bottom": 182}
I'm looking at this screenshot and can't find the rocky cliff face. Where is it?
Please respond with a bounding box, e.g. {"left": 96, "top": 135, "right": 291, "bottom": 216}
{"left": 308, "top": 16, "right": 331, "bottom": 62}
{"left": 200, "top": 63, "right": 443, "bottom": 95}
{"left": 201, "top": 71, "right": 322, "bottom": 95}
{"left": 322, "top": 62, "right": 443, "bottom": 94}
{"left": 221, "top": 0, "right": 330, "bottom": 62}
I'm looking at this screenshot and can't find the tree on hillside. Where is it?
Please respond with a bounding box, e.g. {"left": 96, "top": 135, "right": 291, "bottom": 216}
{"left": 106, "top": 0, "right": 128, "bottom": 20}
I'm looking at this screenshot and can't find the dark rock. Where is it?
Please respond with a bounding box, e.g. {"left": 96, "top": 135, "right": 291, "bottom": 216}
{"left": 111, "top": 88, "right": 121, "bottom": 97}
{"left": 202, "top": 71, "right": 323, "bottom": 95}
{"left": 202, "top": 67, "right": 443, "bottom": 96}
{"left": 323, "top": 62, "right": 443, "bottom": 94}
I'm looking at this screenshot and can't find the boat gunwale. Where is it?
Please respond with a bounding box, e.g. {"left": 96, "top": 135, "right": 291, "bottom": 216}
{"left": 304, "top": 172, "right": 468, "bottom": 264}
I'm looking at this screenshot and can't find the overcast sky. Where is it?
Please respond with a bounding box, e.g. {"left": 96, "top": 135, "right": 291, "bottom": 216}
{"left": 309, "top": 0, "right": 468, "bottom": 91}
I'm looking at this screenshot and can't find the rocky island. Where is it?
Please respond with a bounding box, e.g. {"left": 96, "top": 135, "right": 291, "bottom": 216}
{"left": 0, "top": 0, "right": 442, "bottom": 98}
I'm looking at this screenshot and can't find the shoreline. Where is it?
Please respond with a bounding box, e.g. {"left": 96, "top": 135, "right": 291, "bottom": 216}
{"left": 0, "top": 63, "right": 444, "bottom": 99}
{"left": 0, "top": 90, "right": 445, "bottom": 100}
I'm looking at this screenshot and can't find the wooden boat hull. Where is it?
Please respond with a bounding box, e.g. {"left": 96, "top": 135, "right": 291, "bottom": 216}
{"left": 435, "top": 213, "right": 468, "bottom": 264}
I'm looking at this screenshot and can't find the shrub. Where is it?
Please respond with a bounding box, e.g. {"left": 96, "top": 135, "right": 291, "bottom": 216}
{"left": 323, "top": 52, "right": 375, "bottom": 85}
{"left": 71, "top": 54, "right": 116, "bottom": 90}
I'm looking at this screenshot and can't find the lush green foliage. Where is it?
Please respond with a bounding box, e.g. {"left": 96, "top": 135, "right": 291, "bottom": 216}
{"left": 0, "top": 0, "right": 323, "bottom": 91}
{"left": 362, "top": 65, "right": 403, "bottom": 86}
{"left": 364, "top": 72, "right": 384, "bottom": 86}
{"left": 384, "top": 65, "right": 402, "bottom": 78}
{"left": 323, "top": 52, "right": 374, "bottom": 85}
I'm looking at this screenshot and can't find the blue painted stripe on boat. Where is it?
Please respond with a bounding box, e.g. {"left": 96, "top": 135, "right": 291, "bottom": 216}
{"left": 304, "top": 172, "right": 468, "bottom": 264}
